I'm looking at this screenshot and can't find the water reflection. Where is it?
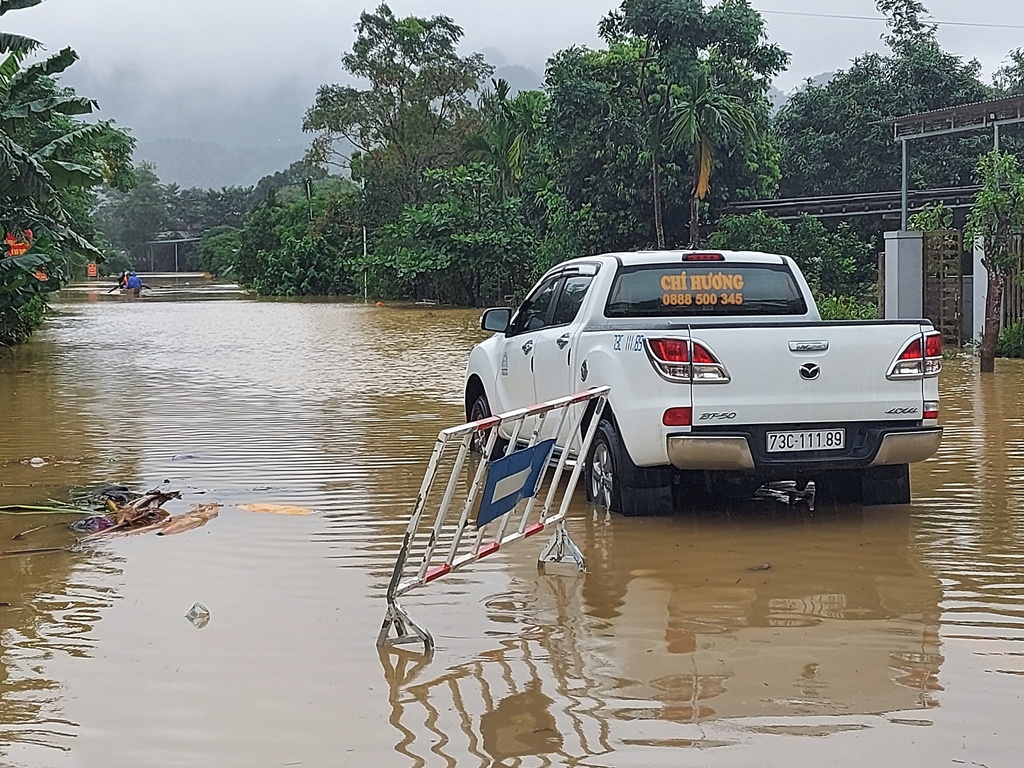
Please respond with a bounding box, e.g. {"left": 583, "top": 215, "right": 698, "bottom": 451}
{"left": 381, "top": 501, "right": 944, "bottom": 764}
{"left": 382, "top": 576, "right": 612, "bottom": 767}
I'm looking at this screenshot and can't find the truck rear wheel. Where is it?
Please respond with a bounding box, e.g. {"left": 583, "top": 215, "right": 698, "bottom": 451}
{"left": 586, "top": 418, "right": 673, "bottom": 516}
{"left": 862, "top": 464, "right": 911, "bottom": 506}
{"left": 816, "top": 464, "right": 911, "bottom": 506}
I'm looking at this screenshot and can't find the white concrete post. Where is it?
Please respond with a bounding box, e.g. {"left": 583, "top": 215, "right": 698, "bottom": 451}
{"left": 973, "top": 236, "right": 988, "bottom": 346}
{"left": 883, "top": 230, "right": 923, "bottom": 319}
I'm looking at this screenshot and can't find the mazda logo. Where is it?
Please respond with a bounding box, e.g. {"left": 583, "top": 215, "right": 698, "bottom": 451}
{"left": 799, "top": 363, "right": 820, "bottom": 380}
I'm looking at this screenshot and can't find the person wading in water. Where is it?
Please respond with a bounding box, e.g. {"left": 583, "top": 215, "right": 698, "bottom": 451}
{"left": 126, "top": 271, "right": 144, "bottom": 297}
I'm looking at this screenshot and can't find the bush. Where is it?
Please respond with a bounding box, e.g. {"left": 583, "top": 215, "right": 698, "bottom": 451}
{"left": 708, "top": 212, "right": 876, "bottom": 298}
{"left": 817, "top": 295, "right": 880, "bottom": 320}
{"left": 997, "top": 320, "right": 1024, "bottom": 358}
{"left": 0, "top": 295, "right": 49, "bottom": 347}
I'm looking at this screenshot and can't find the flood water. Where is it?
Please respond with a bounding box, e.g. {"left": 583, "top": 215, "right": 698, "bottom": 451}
{"left": 0, "top": 280, "right": 1021, "bottom": 767}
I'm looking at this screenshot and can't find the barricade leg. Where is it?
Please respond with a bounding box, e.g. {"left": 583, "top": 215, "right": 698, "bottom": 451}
{"left": 538, "top": 521, "right": 586, "bottom": 571}
{"left": 378, "top": 600, "right": 435, "bottom": 653}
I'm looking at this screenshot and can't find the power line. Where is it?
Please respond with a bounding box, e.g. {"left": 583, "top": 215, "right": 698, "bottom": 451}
{"left": 759, "top": 9, "right": 1024, "bottom": 31}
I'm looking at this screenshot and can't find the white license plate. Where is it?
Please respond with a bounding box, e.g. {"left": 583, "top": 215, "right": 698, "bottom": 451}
{"left": 766, "top": 429, "right": 845, "bottom": 453}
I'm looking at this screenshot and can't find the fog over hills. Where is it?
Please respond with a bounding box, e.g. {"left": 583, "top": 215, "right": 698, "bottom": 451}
{"left": 134, "top": 139, "right": 309, "bottom": 189}
{"left": 72, "top": 59, "right": 542, "bottom": 190}
{"left": 7, "top": 0, "right": 1020, "bottom": 190}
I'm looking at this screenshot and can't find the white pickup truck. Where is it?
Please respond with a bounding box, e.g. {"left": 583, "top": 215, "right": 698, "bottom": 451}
{"left": 464, "top": 250, "right": 942, "bottom": 515}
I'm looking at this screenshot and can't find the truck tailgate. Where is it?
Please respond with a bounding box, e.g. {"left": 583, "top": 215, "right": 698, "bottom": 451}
{"left": 687, "top": 322, "right": 930, "bottom": 425}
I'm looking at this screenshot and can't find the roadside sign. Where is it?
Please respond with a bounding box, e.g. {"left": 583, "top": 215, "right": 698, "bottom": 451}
{"left": 4, "top": 230, "right": 32, "bottom": 257}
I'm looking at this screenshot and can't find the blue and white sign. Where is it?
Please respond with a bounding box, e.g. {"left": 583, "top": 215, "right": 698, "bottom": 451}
{"left": 476, "top": 440, "right": 555, "bottom": 527}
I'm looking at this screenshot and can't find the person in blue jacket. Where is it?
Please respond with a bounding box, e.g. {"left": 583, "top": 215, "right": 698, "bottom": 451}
{"left": 126, "top": 271, "right": 144, "bottom": 297}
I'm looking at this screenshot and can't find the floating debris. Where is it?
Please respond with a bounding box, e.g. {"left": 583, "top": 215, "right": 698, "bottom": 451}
{"left": 0, "top": 546, "right": 69, "bottom": 559}
{"left": 68, "top": 516, "right": 115, "bottom": 534}
{"left": 185, "top": 602, "right": 210, "bottom": 629}
{"left": 28, "top": 457, "right": 47, "bottom": 467}
{"left": 157, "top": 504, "right": 220, "bottom": 536}
{"left": 238, "top": 503, "right": 313, "bottom": 516}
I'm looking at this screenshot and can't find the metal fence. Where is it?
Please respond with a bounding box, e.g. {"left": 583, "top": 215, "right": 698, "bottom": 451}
{"left": 377, "top": 386, "right": 610, "bottom": 654}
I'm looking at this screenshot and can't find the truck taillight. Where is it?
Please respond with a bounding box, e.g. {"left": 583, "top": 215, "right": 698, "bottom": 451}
{"left": 646, "top": 337, "right": 730, "bottom": 383}
{"left": 888, "top": 332, "right": 942, "bottom": 379}
{"left": 648, "top": 338, "right": 688, "bottom": 362}
{"left": 924, "top": 401, "right": 939, "bottom": 420}
{"left": 663, "top": 407, "right": 692, "bottom": 426}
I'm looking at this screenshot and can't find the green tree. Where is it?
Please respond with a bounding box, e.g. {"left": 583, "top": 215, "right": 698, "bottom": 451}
{"left": 775, "top": 1, "right": 991, "bottom": 198}
{"left": 708, "top": 211, "right": 875, "bottom": 299}
{"left": 600, "top": 0, "right": 787, "bottom": 247}
{"left": 544, "top": 42, "right": 659, "bottom": 253}
{"left": 232, "top": 177, "right": 361, "bottom": 296}
{"left": 994, "top": 48, "right": 1024, "bottom": 95}
{"left": 906, "top": 202, "right": 953, "bottom": 232}
{"left": 669, "top": 70, "right": 757, "bottom": 247}
{"left": 249, "top": 160, "right": 326, "bottom": 209}
{"left": 303, "top": 2, "right": 491, "bottom": 217}
{"left": 170, "top": 185, "right": 252, "bottom": 231}
{"left": 465, "top": 79, "right": 547, "bottom": 199}
{"left": 543, "top": 1, "right": 785, "bottom": 253}
{"left": 964, "top": 150, "right": 1024, "bottom": 373}
{"left": 93, "top": 164, "right": 170, "bottom": 266}
{"left": 192, "top": 225, "right": 242, "bottom": 274}
{"left": 373, "top": 164, "right": 538, "bottom": 305}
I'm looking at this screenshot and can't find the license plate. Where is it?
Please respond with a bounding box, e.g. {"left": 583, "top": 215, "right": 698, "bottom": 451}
{"left": 766, "top": 429, "right": 845, "bottom": 453}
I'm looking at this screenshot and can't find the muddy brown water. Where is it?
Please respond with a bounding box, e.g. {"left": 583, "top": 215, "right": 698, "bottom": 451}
{"left": 0, "top": 281, "right": 1021, "bottom": 767}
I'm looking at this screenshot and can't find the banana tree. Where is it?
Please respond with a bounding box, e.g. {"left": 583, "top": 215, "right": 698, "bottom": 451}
{"left": 1, "top": 2, "right": 134, "bottom": 343}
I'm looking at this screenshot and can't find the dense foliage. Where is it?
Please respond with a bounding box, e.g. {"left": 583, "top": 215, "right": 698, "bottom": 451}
{"left": 80, "top": 0, "right": 1024, "bottom": 361}
{"left": 996, "top": 319, "right": 1024, "bottom": 359}
{"left": 1, "top": 0, "right": 134, "bottom": 345}
{"left": 964, "top": 150, "right": 1024, "bottom": 371}
{"left": 775, "top": 1, "right": 992, "bottom": 198}
{"left": 707, "top": 211, "right": 875, "bottom": 299}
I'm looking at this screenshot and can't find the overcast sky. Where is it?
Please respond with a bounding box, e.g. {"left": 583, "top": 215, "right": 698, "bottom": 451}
{"left": 6, "top": 0, "right": 1024, "bottom": 147}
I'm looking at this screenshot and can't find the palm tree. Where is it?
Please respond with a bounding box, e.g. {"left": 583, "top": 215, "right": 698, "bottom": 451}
{"left": 466, "top": 78, "right": 546, "bottom": 198}
{"left": 669, "top": 71, "right": 757, "bottom": 248}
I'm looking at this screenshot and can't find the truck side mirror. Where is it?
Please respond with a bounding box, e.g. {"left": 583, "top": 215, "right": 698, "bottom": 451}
{"left": 480, "top": 307, "right": 511, "bottom": 333}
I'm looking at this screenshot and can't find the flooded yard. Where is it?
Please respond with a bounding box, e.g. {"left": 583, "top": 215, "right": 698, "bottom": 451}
{"left": 0, "top": 282, "right": 1021, "bottom": 767}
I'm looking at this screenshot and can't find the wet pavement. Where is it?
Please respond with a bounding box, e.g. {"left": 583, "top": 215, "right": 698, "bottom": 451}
{"left": 0, "top": 280, "right": 1021, "bottom": 767}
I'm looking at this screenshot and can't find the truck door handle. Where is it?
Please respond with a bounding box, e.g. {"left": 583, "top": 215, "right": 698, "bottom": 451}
{"left": 522, "top": 340, "right": 534, "bottom": 355}
{"left": 556, "top": 334, "right": 570, "bottom": 349}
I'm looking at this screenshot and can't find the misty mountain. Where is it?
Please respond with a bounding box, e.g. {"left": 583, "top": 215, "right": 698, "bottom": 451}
{"left": 770, "top": 72, "right": 839, "bottom": 114}
{"left": 769, "top": 85, "right": 788, "bottom": 113}
{"left": 135, "top": 139, "right": 307, "bottom": 189}
{"left": 494, "top": 65, "right": 542, "bottom": 93}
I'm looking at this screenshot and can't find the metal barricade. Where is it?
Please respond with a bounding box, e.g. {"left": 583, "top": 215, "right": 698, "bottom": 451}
{"left": 377, "top": 386, "right": 610, "bottom": 653}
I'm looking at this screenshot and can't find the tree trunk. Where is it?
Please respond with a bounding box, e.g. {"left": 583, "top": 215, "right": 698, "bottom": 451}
{"left": 980, "top": 269, "right": 1004, "bottom": 373}
{"left": 651, "top": 153, "right": 666, "bottom": 249}
{"left": 689, "top": 193, "right": 699, "bottom": 249}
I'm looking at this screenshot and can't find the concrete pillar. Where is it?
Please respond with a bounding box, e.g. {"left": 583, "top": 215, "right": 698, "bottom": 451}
{"left": 973, "top": 237, "right": 987, "bottom": 345}
{"left": 883, "top": 230, "right": 923, "bottom": 319}
{"left": 962, "top": 275, "right": 974, "bottom": 342}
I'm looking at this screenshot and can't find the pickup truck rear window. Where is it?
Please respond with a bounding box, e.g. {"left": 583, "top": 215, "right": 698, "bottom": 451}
{"left": 605, "top": 263, "right": 808, "bottom": 317}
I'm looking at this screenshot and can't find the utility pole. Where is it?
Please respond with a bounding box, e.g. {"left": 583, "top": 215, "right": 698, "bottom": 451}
{"left": 361, "top": 176, "right": 368, "bottom": 303}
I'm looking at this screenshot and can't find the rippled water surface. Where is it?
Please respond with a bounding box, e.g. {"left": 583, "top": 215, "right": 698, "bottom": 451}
{"left": 0, "top": 282, "right": 1021, "bottom": 767}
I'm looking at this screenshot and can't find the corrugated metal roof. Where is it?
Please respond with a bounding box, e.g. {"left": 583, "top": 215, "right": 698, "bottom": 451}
{"left": 888, "top": 94, "right": 1024, "bottom": 126}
